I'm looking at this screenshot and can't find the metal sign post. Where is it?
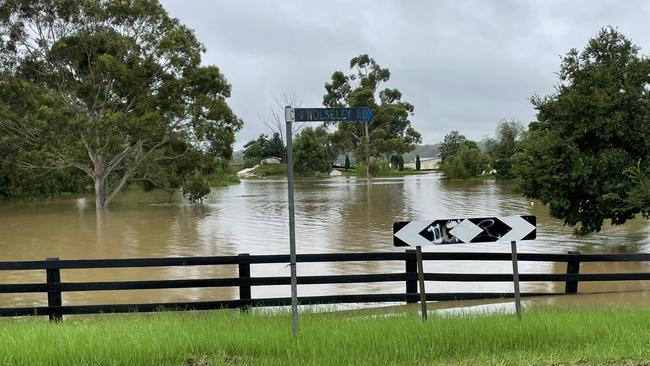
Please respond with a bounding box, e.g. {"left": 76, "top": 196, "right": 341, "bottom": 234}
{"left": 416, "top": 245, "right": 427, "bottom": 321}
{"left": 284, "top": 106, "right": 298, "bottom": 338}
{"left": 510, "top": 240, "right": 522, "bottom": 320}
{"left": 393, "top": 216, "right": 536, "bottom": 320}
{"left": 284, "top": 106, "right": 372, "bottom": 338}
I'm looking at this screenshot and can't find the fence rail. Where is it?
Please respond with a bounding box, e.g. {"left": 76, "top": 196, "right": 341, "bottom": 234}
{"left": 1, "top": 250, "right": 649, "bottom": 321}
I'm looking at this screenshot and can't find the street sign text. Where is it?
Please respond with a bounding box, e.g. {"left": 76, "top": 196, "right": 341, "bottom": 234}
{"left": 294, "top": 107, "right": 372, "bottom": 122}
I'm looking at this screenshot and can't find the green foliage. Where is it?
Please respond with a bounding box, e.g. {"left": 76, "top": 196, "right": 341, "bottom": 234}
{"left": 344, "top": 154, "right": 351, "bottom": 170}
{"left": 0, "top": 0, "right": 242, "bottom": 207}
{"left": 268, "top": 133, "right": 285, "bottom": 161}
{"left": 172, "top": 152, "right": 237, "bottom": 201}
{"left": 485, "top": 120, "right": 525, "bottom": 179}
{"left": 624, "top": 162, "right": 650, "bottom": 216}
{"left": 512, "top": 27, "right": 650, "bottom": 235}
{"left": 323, "top": 54, "right": 421, "bottom": 177}
{"left": 243, "top": 135, "right": 267, "bottom": 168}
{"left": 440, "top": 142, "right": 491, "bottom": 179}
{"left": 356, "top": 159, "right": 392, "bottom": 177}
{"left": 390, "top": 155, "right": 404, "bottom": 171}
{"left": 0, "top": 129, "right": 91, "bottom": 197}
{"left": 0, "top": 164, "right": 90, "bottom": 198}
{"left": 251, "top": 163, "right": 287, "bottom": 178}
{"left": 181, "top": 174, "right": 210, "bottom": 203}
{"left": 439, "top": 130, "right": 467, "bottom": 162}
{"left": 208, "top": 171, "right": 240, "bottom": 187}
{"left": 242, "top": 133, "right": 284, "bottom": 168}
{"left": 293, "top": 126, "right": 332, "bottom": 175}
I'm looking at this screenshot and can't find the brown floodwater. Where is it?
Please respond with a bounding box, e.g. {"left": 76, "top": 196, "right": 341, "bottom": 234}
{"left": 1, "top": 172, "right": 650, "bottom": 310}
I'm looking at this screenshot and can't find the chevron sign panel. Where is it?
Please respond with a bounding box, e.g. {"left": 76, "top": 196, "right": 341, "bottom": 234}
{"left": 393, "top": 216, "right": 536, "bottom": 247}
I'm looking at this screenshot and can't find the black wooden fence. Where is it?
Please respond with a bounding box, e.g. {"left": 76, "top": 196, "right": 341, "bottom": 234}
{"left": 2, "top": 250, "right": 650, "bottom": 321}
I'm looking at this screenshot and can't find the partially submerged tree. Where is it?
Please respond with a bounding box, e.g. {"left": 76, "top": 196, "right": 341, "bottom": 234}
{"left": 439, "top": 130, "right": 467, "bottom": 163}
{"left": 293, "top": 126, "right": 332, "bottom": 175}
{"left": 512, "top": 27, "right": 650, "bottom": 234}
{"left": 485, "top": 120, "right": 525, "bottom": 179}
{"left": 0, "top": 0, "right": 242, "bottom": 209}
{"left": 440, "top": 141, "right": 491, "bottom": 179}
{"left": 323, "top": 54, "right": 421, "bottom": 179}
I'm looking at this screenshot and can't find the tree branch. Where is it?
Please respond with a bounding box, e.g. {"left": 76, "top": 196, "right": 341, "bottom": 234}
{"left": 105, "top": 138, "right": 169, "bottom": 204}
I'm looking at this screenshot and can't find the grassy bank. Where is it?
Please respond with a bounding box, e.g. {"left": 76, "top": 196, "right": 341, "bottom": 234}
{"left": 207, "top": 172, "right": 240, "bottom": 187}
{"left": 239, "top": 164, "right": 331, "bottom": 179}
{"left": 440, "top": 173, "right": 497, "bottom": 181}
{"left": 342, "top": 168, "right": 432, "bottom": 177}
{"left": 2, "top": 307, "right": 650, "bottom": 365}
{"left": 236, "top": 162, "right": 432, "bottom": 180}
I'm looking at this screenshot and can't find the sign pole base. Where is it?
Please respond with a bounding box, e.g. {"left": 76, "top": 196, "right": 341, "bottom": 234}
{"left": 416, "top": 245, "right": 427, "bottom": 321}
{"left": 510, "top": 240, "right": 522, "bottom": 320}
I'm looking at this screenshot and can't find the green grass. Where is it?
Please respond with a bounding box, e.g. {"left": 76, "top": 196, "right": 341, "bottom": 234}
{"left": 2, "top": 307, "right": 650, "bottom": 365}
{"left": 247, "top": 164, "right": 287, "bottom": 178}
{"left": 377, "top": 169, "right": 432, "bottom": 177}
{"left": 348, "top": 169, "right": 432, "bottom": 177}
{"left": 441, "top": 173, "right": 497, "bottom": 181}
{"left": 339, "top": 168, "right": 432, "bottom": 177}
{"left": 240, "top": 163, "right": 429, "bottom": 179}
{"left": 207, "top": 172, "right": 240, "bottom": 187}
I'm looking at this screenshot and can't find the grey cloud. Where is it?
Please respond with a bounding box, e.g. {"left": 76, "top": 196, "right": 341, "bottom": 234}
{"left": 160, "top": 0, "right": 650, "bottom": 148}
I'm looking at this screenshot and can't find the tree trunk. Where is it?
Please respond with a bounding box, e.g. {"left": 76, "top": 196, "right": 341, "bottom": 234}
{"left": 93, "top": 154, "right": 109, "bottom": 211}
{"left": 94, "top": 176, "right": 109, "bottom": 211}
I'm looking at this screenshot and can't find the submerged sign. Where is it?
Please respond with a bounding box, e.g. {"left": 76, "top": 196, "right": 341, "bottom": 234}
{"left": 393, "top": 216, "right": 536, "bottom": 247}
{"left": 293, "top": 107, "right": 372, "bottom": 122}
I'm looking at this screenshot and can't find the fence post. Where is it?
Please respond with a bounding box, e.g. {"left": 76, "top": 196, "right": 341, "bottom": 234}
{"left": 565, "top": 250, "right": 581, "bottom": 294}
{"left": 46, "top": 257, "right": 63, "bottom": 322}
{"left": 405, "top": 249, "right": 417, "bottom": 303}
{"left": 238, "top": 253, "right": 251, "bottom": 311}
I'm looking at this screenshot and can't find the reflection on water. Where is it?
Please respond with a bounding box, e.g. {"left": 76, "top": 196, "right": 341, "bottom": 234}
{"left": 1, "top": 173, "right": 650, "bottom": 309}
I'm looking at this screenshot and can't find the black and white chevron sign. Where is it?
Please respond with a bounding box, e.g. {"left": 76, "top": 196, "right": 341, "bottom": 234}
{"left": 393, "top": 216, "right": 536, "bottom": 246}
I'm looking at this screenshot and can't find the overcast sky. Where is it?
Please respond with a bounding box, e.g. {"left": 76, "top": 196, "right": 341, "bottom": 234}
{"left": 160, "top": 0, "right": 650, "bottom": 149}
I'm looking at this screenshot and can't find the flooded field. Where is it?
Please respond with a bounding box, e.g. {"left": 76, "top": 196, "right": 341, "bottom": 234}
{"left": 2, "top": 173, "right": 650, "bottom": 309}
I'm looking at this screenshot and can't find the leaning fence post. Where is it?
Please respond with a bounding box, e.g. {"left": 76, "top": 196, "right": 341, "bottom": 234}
{"left": 238, "top": 253, "right": 251, "bottom": 311}
{"left": 46, "top": 257, "right": 63, "bottom": 322}
{"left": 565, "top": 250, "right": 581, "bottom": 294}
{"left": 405, "top": 249, "right": 417, "bottom": 304}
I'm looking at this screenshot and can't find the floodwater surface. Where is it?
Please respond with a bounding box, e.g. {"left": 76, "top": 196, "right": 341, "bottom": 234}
{"left": 1, "top": 173, "right": 650, "bottom": 309}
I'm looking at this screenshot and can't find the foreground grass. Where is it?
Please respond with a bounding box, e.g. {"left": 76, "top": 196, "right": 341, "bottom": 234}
{"left": 2, "top": 307, "right": 650, "bottom": 365}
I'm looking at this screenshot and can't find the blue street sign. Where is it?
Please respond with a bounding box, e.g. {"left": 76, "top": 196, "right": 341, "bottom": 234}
{"left": 293, "top": 107, "right": 372, "bottom": 122}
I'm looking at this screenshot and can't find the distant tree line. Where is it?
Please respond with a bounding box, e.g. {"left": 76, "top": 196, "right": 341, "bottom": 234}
{"left": 438, "top": 120, "right": 524, "bottom": 180}
{"left": 241, "top": 54, "right": 422, "bottom": 177}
